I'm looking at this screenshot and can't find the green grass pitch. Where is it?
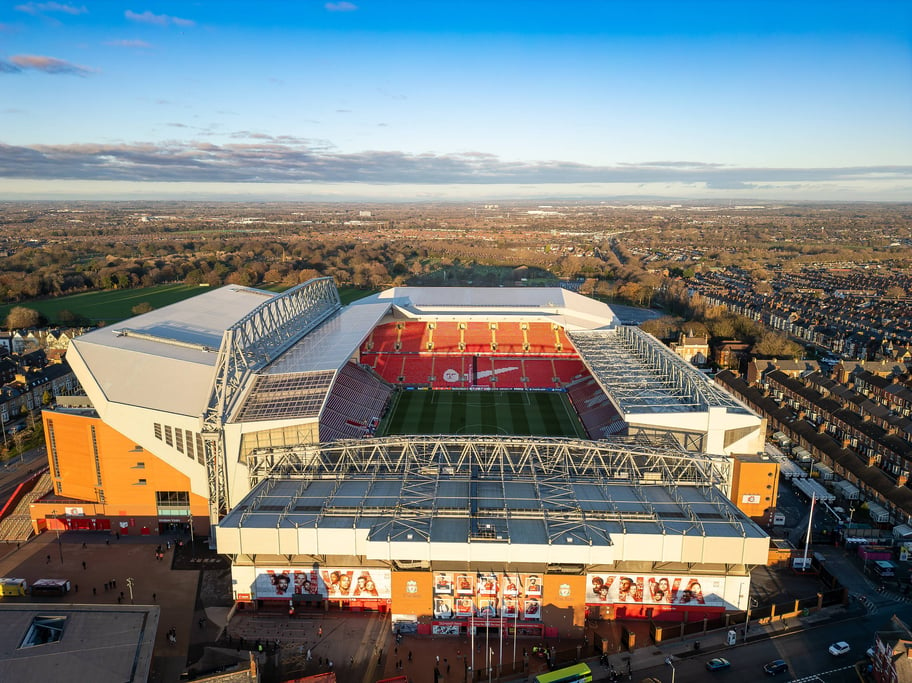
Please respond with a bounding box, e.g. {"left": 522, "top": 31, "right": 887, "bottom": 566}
{"left": 378, "top": 390, "right": 587, "bottom": 439}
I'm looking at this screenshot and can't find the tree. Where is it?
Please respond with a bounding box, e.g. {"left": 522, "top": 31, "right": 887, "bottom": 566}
{"left": 42, "top": 390, "right": 53, "bottom": 406}
{"left": 131, "top": 302, "right": 153, "bottom": 315}
{"left": 5, "top": 306, "right": 41, "bottom": 331}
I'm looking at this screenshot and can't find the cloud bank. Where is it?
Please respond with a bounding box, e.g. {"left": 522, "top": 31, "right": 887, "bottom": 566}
{"left": 0, "top": 54, "right": 92, "bottom": 75}
{"left": 0, "top": 140, "right": 909, "bottom": 194}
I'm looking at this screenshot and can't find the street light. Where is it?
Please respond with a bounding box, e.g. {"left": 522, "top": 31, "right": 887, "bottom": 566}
{"left": 665, "top": 656, "right": 676, "bottom": 683}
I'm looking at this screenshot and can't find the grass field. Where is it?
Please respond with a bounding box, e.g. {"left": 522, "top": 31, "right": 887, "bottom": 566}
{"left": 0, "top": 283, "right": 211, "bottom": 325}
{"left": 378, "top": 389, "right": 587, "bottom": 438}
{"left": 1, "top": 283, "right": 377, "bottom": 326}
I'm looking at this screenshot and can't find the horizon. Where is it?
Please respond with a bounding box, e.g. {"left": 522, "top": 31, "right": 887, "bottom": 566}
{"left": 1, "top": 1, "right": 910, "bottom": 201}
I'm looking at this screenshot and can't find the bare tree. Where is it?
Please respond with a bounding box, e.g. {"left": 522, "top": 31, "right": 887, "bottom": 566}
{"left": 5, "top": 306, "right": 41, "bottom": 331}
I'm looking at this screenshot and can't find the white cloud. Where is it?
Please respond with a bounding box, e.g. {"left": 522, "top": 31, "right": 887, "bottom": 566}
{"left": 325, "top": 2, "right": 357, "bottom": 12}
{"left": 125, "top": 10, "right": 195, "bottom": 27}
{"left": 14, "top": 2, "right": 87, "bottom": 16}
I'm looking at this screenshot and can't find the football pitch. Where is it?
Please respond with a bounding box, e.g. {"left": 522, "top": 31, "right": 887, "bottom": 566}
{"left": 377, "top": 390, "right": 588, "bottom": 438}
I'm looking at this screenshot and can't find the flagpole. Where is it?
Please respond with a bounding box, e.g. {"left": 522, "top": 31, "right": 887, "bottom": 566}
{"left": 471, "top": 608, "right": 475, "bottom": 677}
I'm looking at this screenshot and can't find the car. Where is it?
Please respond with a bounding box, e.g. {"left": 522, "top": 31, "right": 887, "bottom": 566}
{"left": 866, "top": 646, "right": 876, "bottom": 659}
{"left": 706, "top": 657, "right": 731, "bottom": 671}
{"left": 763, "top": 659, "right": 789, "bottom": 675}
{"left": 828, "top": 641, "right": 851, "bottom": 656}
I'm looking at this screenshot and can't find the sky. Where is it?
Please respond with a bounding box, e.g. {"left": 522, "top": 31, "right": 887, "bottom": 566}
{"left": 0, "top": 0, "right": 910, "bottom": 201}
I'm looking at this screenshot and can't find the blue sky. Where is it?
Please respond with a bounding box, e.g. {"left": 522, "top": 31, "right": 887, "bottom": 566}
{"left": 1, "top": 1, "right": 910, "bottom": 201}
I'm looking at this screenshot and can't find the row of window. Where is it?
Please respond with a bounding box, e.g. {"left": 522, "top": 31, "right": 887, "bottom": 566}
{"left": 153, "top": 423, "right": 206, "bottom": 465}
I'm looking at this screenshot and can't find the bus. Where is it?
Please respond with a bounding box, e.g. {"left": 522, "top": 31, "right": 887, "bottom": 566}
{"left": 30, "top": 578, "right": 71, "bottom": 596}
{"left": 533, "top": 663, "right": 593, "bottom": 683}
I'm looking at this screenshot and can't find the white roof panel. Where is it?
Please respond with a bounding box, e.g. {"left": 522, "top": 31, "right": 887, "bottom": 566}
{"left": 71, "top": 286, "right": 274, "bottom": 415}
{"left": 265, "top": 301, "right": 392, "bottom": 375}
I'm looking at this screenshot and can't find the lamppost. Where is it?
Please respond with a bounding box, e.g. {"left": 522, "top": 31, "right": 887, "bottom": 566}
{"left": 188, "top": 510, "right": 194, "bottom": 557}
{"left": 51, "top": 509, "right": 63, "bottom": 563}
{"left": 665, "top": 656, "right": 676, "bottom": 683}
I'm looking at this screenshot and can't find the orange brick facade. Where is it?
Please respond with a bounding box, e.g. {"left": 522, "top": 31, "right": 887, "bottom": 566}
{"left": 730, "top": 455, "right": 779, "bottom": 527}
{"left": 34, "top": 410, "right": 209, "bottom": 537}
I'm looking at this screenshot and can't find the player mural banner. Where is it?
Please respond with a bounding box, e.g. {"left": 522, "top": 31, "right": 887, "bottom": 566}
{"left": 431, "top": 572, "right": 543, "bottom": 620}
{"left": 254, "top": 568, "right": 392, "bottom": 600}
{"left": 585, "top": 573, "right": 726, "bottom": 606}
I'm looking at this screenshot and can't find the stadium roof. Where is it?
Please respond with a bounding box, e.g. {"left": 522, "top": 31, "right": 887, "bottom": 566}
{"left": 362, "top": 286, "right": 618, "bottom": 330}
{"left": 569, "top": 326, "right": 753, "bottom": 416}
{"left": 217, "top": 436, "right": 769, "bottom": 566}
{"left": 69, "top": 286, "right": 271, "bottom": 416}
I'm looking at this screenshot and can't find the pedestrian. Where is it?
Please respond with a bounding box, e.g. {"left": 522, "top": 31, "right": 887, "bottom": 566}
{"left": 436, "top": 654, "right": 440, "bottom": 664}
{"left": 120, "top": 591, "right": 124, "bottom": 600}
{"left": 105, "top": 539, "right": 109, "bottom": 545}
{"left": 112, "top": 579, "right": 116, "bottom": 588}
{"left": 74, "top": 584, "right": 78, "bottom": 592}
{"left": 306, "top": 648, "right": 312, "bottom": 661}
{"left": 349, "top": 656, "right": 354, "bottom": 667}
{"left": 92, "top": 587, "right": 96, "bottom": 595}
{"left": 82, "top": 542, "right": 87, "bottom": 549}
{"left": 46, "top": 554, "right": 50, "bottom": 564}
{"left": 408, "top": 650, "right": 412, "bottom": 662}
{"left": 328, "top": 660, "right": 333, "bottom": 670}
{"left": 152, "top": 593, "right": 156, "bottom": 602}
{"left": 115, "top": 532, "right": 119, "bottom": 540}
{"left": 82, "top": 561, "right": 86, "bottom": 570}
{"left": 318, "top": 625, "right": 323, "bottom": 637}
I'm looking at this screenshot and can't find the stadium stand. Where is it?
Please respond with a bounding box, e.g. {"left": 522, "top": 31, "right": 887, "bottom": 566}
{"left": 552, "top": 358, "right": 588, "bottom": 384}
{"left": 493, "top": 322, "right": 526, "bottom": 354}
{"left": 398, "top": 321, "right": 429, "bottom": 352}
{"left": 399, "top": 355, "right": 436, "bottom": 385}
{"left": 366, "top": 323, "right": 401, "bottom": 353}
{"left": 464, "top": 321, "right": 494, "bottom": 353}
{"left": 319, "top": 362, "right": 395, "bottom": 442}
{"left": 519, "top": 358, "right": 559, "bottom": 388}
{"left": 489, "top": 358, "right": 525, "bottom": 388}
{"left": 431, "top": 355, "right": 470, "bottom": 389}
{"left": 566, "top": 375, "right": 626, "bottom": 439}
{"left": 428, "top": 321, "right": 462, "bottom": 352}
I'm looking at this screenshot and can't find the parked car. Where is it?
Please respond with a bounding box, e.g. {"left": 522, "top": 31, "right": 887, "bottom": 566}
{"left": 763, "top": 659, "right": 789, "bottom": 675}
{"left": 828, "top": 641, "right": 851, "bottom": 656}
{"left": 706, "top": 657, "right": 731, "bottom": 671}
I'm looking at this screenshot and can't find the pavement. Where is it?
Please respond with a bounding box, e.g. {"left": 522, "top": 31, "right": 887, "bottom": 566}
{"left": 0, "top": 530, "right": 214, "bottom": 683}
{"left": 0, "top": 531, "right": 871, "bottom": 683}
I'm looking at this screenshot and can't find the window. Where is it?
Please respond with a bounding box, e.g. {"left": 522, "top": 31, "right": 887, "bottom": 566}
{"left": 164, "top": 426, "right": 173, "bottom": 447}
{"left": 185, "top": 430, "right": 194, "bottom": 460}
{"left": 153, "top": 423, "right": 162, "bottom": 440}
{"left": 135, "top": 462, "right": 145, "bottom": 469}
{"left": 155, "top": 491, "right": 189, "bottom": 506}
{"left": 20, "top": 615, "right": 68, "bottom": 648}
{"left": 175, "top": 429, "right": 183, "bottom": 453}
{"left": 137, "top": 479, "right": 147, "bottom": 486}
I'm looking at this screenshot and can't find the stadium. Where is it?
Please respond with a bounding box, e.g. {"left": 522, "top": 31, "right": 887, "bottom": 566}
{"left": 37, "top": 278, "right": 771, "bottom": 635}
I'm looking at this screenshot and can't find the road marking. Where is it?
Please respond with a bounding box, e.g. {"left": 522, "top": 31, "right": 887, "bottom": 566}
{"left": 791, "top": 664, "right": 855, "bottom": 681}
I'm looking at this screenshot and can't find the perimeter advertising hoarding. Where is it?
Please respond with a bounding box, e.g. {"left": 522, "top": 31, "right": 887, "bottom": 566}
{"left": 431, "top": 571, "right": 542, "bottom": 620}
{"left": 585, "top": 573, "right": 726, "bottom": 607}
{"left": 252, "top": 567, "right": 392, "bottom": 600}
